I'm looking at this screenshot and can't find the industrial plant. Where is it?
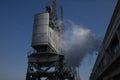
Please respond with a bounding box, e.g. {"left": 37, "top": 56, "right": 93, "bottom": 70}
{"left": 26, "top": 0, "right": 78, "bottom": 80}
{"left": 90, "top": 0, "right": 120, "bottom": 80}
{"left": 25, "top": 0, "right": 120, "bottom": 80}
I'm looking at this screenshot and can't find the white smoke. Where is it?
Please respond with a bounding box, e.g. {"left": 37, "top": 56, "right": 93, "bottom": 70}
{"left": 62, "top": 20, "right": 100, "bottom": 67}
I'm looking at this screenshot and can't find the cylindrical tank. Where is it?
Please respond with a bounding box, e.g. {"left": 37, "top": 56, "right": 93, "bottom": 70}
{"left": 31, "top": 13, "right": 49, "bottom": 48}
{"left": 31, "top": 12, "right": 60, "bottom": 54}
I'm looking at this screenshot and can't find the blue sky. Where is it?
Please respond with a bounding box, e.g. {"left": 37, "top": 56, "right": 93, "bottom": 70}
{"left": 0, "top": 0, "right": 117, "bottom": 80}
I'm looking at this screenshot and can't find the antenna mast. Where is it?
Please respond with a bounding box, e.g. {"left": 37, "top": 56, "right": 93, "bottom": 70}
{"left": 52, "top": 0, "right": 58, "bottom": 21}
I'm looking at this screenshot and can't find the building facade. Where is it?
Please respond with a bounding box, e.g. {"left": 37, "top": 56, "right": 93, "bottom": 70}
{"left": 90, "top": 1, "right": 120, "bottom": 80}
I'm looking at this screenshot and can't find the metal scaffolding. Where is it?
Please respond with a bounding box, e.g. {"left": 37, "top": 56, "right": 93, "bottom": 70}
{"left": 26, "top": 48, "right": 75, "bottom": 80}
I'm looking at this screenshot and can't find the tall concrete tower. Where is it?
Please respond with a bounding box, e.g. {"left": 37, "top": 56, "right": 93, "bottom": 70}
{"left": 26, "top": 0, "right": 77, "bottom": 80}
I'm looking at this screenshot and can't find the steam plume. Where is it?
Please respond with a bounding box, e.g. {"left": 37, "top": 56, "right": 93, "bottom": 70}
{"left": 62, "top": 20, "right": 100, "bottom": 67}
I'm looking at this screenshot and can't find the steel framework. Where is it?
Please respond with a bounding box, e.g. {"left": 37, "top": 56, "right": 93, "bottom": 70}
{"left": 26, "top": 47, "right": 75, "bottom": 80}
{"left": 26, "top": 0, "right": 77, "bottom": 80}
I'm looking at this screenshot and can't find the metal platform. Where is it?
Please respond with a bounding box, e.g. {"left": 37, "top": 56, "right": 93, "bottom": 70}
{"left": 26, "top": 51, "right": 76, "bottom": 80}
{"left": 26, "top": 52, "right": 64, "bottom": 80}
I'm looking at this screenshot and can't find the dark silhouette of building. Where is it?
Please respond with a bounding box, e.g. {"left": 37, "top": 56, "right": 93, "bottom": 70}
{"left": 90, "top": 0, "right": 120, "bottom": 80}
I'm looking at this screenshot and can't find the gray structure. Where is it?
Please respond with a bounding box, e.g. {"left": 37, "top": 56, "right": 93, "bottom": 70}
{"left": 26, "top": 0, "right": 77, "bottom": 80}
{"left": 32, "top": 12, "right": 61, "bottom": 54}
{"left": 90, "top": 1, "right": 120, "bottom": 80}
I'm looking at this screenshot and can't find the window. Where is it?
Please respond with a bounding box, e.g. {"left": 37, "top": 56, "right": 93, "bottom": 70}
{"left": 101, "top": 57, "right": 107, "bottom": 67}
{"left": 110, "top": 34, "right": 120, "bottom": 54}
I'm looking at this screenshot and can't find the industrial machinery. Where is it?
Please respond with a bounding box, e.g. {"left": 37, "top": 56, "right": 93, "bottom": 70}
{"left": 26, "top": 0, "right": 77, "bottom": 80}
